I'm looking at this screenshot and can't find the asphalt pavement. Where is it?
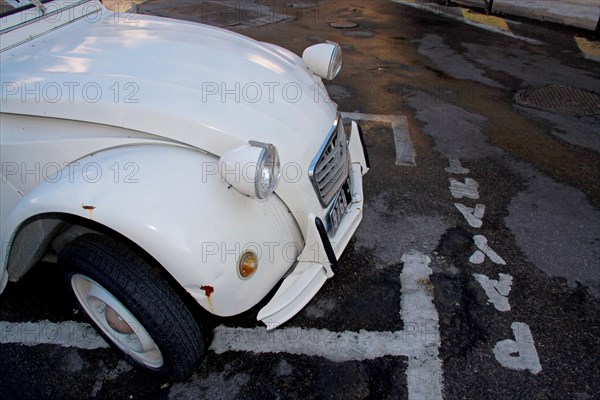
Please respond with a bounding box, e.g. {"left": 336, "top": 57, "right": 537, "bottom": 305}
{"left": 1, "top": 1, "right": 599, "bottom": 399}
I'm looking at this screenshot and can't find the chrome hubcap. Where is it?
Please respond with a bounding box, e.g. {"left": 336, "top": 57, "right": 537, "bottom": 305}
{"left": 71, "top": 274, "right": 164, "bottom": 368}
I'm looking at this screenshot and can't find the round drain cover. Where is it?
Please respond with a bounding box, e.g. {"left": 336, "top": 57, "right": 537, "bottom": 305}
{"left": 515, "top": 85, "right": 600, "bottom": 116}
{"left": 344, "top": 30, "right": 374, "bottom": 38}
{"left": 288, "top": 3, "right": 317, "bottom": 9}
{"left": 330, "top": 21, "right": 358, "bottom": 29}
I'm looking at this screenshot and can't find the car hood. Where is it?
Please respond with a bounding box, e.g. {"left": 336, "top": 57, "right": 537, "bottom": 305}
{"left": 0, "top": 9, "right": 337, "bottom": 163}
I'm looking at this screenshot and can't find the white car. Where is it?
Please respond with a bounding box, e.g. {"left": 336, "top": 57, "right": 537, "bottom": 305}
{"left": 0, "top": 0, "right": 369, "bottom": 380}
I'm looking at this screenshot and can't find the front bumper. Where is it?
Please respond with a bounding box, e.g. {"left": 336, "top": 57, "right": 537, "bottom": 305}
{"left": 257, "top": 121, "right": 369, "bottom": 329}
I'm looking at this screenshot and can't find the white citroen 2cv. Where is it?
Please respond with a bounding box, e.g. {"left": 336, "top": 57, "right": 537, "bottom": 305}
{"left": 0, "top": 0, "right": 369, "bottom": 380}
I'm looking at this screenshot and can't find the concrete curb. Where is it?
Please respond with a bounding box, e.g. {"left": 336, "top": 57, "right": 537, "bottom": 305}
{"left": 448, "top": 0, "right": 600, "bottom": 31}
{"left": 391, "top": 0, "right": 544, "bottom": 44}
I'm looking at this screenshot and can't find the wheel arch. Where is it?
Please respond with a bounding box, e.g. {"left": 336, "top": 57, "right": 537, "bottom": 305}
{"left": 3, "top": 212, "right": 203, "bottom": 315}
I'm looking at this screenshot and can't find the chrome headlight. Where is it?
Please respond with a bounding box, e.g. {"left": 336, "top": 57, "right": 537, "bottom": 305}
{"left": 253, "top": 141, "right": 281, "bottom": 199}
{"left": 302, "top": 42, "right": 343, "bottom": 80}
{"left": 219, "top": 141, "right": 281, "bottom": 200}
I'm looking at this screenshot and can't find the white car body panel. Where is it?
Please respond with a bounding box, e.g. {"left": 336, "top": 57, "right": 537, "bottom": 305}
{"left": 0, "top": 0, "right": 368, "bottom": 327}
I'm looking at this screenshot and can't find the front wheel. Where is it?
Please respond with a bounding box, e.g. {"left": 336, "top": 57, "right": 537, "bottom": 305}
{"left": 59, "top": 234, "right": 204, "bottom": 381}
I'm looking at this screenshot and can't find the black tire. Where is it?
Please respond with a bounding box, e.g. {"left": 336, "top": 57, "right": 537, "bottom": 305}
{"left": 59, "top": 234, "right": 204, "bottom": 381}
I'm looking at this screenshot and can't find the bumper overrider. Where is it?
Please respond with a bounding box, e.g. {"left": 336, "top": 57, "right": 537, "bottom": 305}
{"left": 257, "top": 119, "right": 369, "bottom": 329}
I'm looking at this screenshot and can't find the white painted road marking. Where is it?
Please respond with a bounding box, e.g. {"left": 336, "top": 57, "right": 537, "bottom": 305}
{"left": 448, "top": 158, "right": 542, "bottom": 375}
{"left": 0, "top": 320, "right": 108, "bottom": 350}
{"left": 474, "top": 273, "right": 513, "bottom": 312}
{"left": 401, "top": 251, "right": 444, "bottom": 400}
{"left": 211, "top": 327, "right": 422, "bottom": 361}
{"left": 454, "top": 203, "right": 486, "bottom": 228}
{"left": 211, "top": 251, "right": 443, "bottom": 400}
{"left": 2, "top": 252, "right": 444, "bottom": 398}
{"left": 493, "top": 322, "right": 542, "bottom": 374}
{"left": 1, "top": 251, "right": 443, "bottom": 400}
{"left": 341, "top": 112, "right": 416, "bottom": 167}
{"left": 445, "top": 158, "right": 470, "bottom": 175}
{"left": 449, "top": 177, "right": 480, "bottom": 199}
{"left": 469, "top": 235, "right": 507, "bottom": 265}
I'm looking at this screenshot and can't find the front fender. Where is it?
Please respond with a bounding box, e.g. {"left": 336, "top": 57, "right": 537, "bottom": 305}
{"left": 1, "top": 144, "right": 303, "bottom": 316}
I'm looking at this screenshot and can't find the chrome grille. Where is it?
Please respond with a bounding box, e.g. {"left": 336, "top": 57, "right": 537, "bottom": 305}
{"left": 309, "top": 117, "right": 349, "bottom": 207}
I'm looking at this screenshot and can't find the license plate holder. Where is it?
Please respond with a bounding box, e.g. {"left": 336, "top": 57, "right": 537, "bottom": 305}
{"left": 327, "top": 180, "right": 352, "bottom": 236}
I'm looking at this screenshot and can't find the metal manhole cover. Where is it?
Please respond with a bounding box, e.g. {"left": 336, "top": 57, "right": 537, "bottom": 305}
{"left": 515, "top": 85, "right": 600, "bottom": 116}
{"left": 330, "top": 21, "right": 358, "bottom": 29}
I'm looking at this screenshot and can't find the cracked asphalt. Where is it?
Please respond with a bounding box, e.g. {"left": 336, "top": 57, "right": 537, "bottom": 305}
{"left": 1, "top": 1, "right": 599, "bottom": 399}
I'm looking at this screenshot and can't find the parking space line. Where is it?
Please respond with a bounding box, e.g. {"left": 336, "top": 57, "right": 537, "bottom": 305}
{"left": 211, "top": 326, "right": 421, "bottom": 361}
{"left": 211, "top": 251, "right": 443, "bottom": 400}
{"left": 0, "top": 320, "right": 109, "bottom": 350}
{"left": 401, "top": 251, "right": 444, "bottom": 400}
{"left": 1, "top": 253, "right": 444, "bottom": 399}
{"left": 341, "top": 112, "right": 416, "bottom": 166}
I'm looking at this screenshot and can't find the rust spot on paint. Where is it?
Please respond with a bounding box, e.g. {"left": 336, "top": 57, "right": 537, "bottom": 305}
{"left": 200, "top": 285, "right": 215, "bottom": 313}
{"left": 81, "top": 203, "right": 96, "bottom": 220}
{"left": 200, "top": 285, "right": 214, "bottom": 297}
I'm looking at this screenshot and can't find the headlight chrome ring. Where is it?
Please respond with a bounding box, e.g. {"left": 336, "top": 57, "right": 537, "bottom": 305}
{"left": 302, "top": 42, "right": 343, "bottom": 80}
{"left": 250, "top": 140, "right": 281, "bottom": 199}
{"left": 327, "top": 43, "right": 343, "bottom": 80}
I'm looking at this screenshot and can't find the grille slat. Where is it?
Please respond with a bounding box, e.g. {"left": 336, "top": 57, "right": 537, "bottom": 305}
{"left": 316, "top": 154, "right": 339, "bottom": 181}
{"left": 320, "top": 167, "right": 346, "bottom": 197}
{"left": 316, "top": 149, "right": 338, "bottom": 174}
{"left": 318, "top": 158, "right": 345, "bottom": 188}
{"left": 318, "top": 175, "right": 336, "bottom": 191}
{"left": 310, "top": 118, "right": 349, "bottom": 206}
{"left": 319, "top": 171, "right": 343, "bottom": 193}
{"left": 317, "top": 158, "right": 335, "bottom": 182}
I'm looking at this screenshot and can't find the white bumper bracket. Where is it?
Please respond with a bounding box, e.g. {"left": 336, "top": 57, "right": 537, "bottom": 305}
{"left": 257, "top": 163, "right": 365, "bottom": 329}
{"left": 256, "top": 260, "right": 328, "bottom": 330}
